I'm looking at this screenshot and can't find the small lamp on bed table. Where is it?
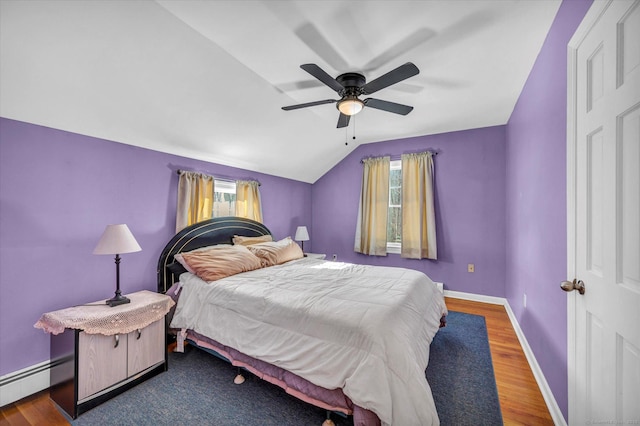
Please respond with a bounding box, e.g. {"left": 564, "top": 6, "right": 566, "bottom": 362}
{"left": 295, "top": 226, "right": 310, "bottom": 252}
{"left": 93, "top": 224, "right": 142, "bottom": 307}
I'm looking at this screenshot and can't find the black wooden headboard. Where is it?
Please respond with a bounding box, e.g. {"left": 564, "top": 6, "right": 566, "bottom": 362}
{"left": 157, "top": 216, "right": 272, "bottom": 293}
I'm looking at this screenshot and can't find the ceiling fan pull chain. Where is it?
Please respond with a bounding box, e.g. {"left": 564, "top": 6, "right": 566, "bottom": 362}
{"left": 353, "top": 115, "right": 356, "bottom": 141}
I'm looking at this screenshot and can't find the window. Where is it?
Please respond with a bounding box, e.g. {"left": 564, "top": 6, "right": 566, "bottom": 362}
{"left": 213, "top": 180, "right": 236, "bottom": 217}
{"left": 387, "top": 160, "right": 402, "bottom": 254}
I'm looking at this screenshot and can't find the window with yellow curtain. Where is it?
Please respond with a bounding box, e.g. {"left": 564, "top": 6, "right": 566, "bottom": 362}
{"left": 236, "top": 180, "right": 263, "bottom": 223}
{"left": 175, "top": 171, "right": 215, "bottom": 233}
{"left": 354, "top": 156, "right": 390, "bottom": 256}
{"left": 401, "top": 152, "right": 437, "bottom": 259}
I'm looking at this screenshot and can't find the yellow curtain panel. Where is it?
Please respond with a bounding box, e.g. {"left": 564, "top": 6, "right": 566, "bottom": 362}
{"left": 401, "top": 152, "right": 437, "bottom": 259}
{"left": 236, "top": 180, "right": 263, "bottom": 223}
{"left": 354, "top": 156, "right": 390, "bottom": 256}
{"left": 175, "top": 171, "right": 215, "bottom": 232}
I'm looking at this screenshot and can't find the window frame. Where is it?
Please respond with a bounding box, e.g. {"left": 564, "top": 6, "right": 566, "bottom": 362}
{"left": 387, "top": 160, "right": 402, "bottom": 254}
{"left": 212, "top": 179, "right": 236, "bottom": 217}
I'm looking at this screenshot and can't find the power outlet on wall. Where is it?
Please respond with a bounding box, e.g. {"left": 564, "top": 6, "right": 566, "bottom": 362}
{"left": 467, "top": 263, "right": 475, "bottom": 273}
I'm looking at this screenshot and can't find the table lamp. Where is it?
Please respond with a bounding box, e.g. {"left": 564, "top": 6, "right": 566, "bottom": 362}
{"left": 93, "top": 224, "right": 142, "bottom": 307}
{"left": 295, "top": 226, "right": 310, "bottom": 252}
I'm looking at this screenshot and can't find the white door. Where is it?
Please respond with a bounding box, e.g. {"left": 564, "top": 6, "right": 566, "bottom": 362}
{"left": 567, "top": 1, "right": 640, "bottom": 425}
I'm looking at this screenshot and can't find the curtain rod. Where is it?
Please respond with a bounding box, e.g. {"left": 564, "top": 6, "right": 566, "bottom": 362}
{"left": 360, "top": 150, "right": 438, "bottom": 164}
{"left": 176, "top": 169, "right": 261, "bottom": 186}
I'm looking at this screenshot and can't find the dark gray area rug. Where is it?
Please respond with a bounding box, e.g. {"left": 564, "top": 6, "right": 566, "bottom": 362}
{"left": 73, "top": 311, "right": 502, "bottom": 425}
{"left": 427, "top": 311, "right": 503, "bottom": 425}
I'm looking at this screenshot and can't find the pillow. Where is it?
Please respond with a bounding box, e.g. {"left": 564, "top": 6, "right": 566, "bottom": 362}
{"left": 174, "top": 245, "right": 263, "bottom": 282}
{"left": 232, "top": 234, "right": 273, "bottom": 246}
{"left": 173, "top": 244, "right": 231, "bottom": 274}
{"left": 246, "top": 237, "right": 304, "bottom": 267}
{"left": 173, "top": 254, "right": 195, "bottom": 274}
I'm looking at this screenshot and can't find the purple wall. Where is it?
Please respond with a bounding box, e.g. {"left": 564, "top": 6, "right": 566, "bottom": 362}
{"left": 311, "top": 126, "right": 507, "bottom": 297}
{"left": 0, "top": 117, "right": 311, "bottom": 376}
{"left": 505, "top": 0, "right": 592, "bottom": 420}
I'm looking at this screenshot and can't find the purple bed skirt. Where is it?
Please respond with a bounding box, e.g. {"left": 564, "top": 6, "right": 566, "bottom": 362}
{"left": 185, "top": 330, "right": 381, "bottom": 426}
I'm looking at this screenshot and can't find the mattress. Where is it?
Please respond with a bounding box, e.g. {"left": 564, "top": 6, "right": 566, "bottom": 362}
{"left": 170, "top": 257, "right": 447, "bottom": 425}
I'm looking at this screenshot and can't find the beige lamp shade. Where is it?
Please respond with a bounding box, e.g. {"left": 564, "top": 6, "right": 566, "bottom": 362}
{"left": 295, "top": 226, "right": 310, "bottom": 242}
{"left": 93, "top": 224, "right": 142, "bottom": 255}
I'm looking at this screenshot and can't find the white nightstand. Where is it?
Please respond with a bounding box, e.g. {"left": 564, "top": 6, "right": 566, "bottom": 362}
{"left": 305, "top": 253, "right": 326, "bottom": 259}
{"left": 35, "top": 290, "right": 174, "bottom": 419}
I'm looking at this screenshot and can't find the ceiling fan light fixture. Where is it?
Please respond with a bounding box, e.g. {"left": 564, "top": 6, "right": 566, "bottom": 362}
{"left": 337, "top": 97, "right": 364, "bottom": 116}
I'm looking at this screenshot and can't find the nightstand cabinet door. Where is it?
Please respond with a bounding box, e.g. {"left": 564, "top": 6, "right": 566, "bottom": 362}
{"left": 78, "top": 332, "right": 128, "bottom": 400}
{"left": 127, "top": 319, "right": 164, "bottom": 376}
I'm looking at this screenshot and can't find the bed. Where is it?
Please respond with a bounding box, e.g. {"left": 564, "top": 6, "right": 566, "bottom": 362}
{"left": 157, "top": 217, "right": 447, "bottom": 426}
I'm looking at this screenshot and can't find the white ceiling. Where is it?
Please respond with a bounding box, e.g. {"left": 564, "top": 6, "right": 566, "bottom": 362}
{"left": 0, "top": 0, "right": 561, "bottom": 183}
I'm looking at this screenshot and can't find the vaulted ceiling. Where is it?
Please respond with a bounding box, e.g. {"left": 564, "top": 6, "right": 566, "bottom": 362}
{"left": 0, "top": 0, "right": 561, "bottom": 183}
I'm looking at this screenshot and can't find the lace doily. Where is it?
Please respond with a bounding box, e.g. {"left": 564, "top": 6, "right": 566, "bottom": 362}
{"left": 34, "top": 290, "right": 175, "bottom": 336}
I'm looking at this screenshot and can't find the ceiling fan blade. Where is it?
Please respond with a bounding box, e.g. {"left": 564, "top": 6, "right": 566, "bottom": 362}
{"left": 364, "top": 98, "right": 414, "bottom": 115}
{"left": 362, "top": 28, "right": 436, "bottom": 72}
{"left": 300, "top": 64, "right": 344, "bottom": 93}
{"left": 295, "top": 23, "right": 349, "bottom": 72}
{"left": 282, "top": 99, "right": 336, "bottom": 111}
{"left": 362, "top": 62, "right": 420, "bottom": 95}
{"left": 337, "top": 113, "right": 350, "bottom": 128}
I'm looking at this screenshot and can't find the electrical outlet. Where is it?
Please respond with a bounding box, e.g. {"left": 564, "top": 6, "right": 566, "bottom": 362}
{"left": 523, "top": 293, "right": 527, "bottom": 308}
{"left": 467, "top": 263, "right": 475, "bottom": 273}
{"left": 332, "top": 254, "right": 337, "bottom": 261}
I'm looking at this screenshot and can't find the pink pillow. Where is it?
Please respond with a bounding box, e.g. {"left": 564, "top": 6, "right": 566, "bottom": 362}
{"left": 246, "top": 237, "right": 304, "bottom": 267}
{"left": 174, "top": 245, "right": 262, "bottom": 282}
{"left": 232, "top": 234, "right": 273, "bottom": 246}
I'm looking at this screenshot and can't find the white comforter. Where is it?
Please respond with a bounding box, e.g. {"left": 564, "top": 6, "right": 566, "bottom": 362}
{"left": 170, "top": 258, "right": 447, "bottom": 425}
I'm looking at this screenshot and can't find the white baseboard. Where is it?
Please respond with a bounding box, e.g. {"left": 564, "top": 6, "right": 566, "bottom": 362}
{"left": 444, "top": 291, "right": 567, "bottom": 426}
{"left": 502, "top": 302, "right": 567, "bottom": 426}
{"left": 0, "top": 360, "right": 50, "bottom": 407}
{"left": 444, "top": 289, "right": 506, "bottom": 305}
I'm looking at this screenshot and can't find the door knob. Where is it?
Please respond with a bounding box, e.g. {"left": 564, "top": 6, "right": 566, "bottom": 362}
{"left": 560, "top": 279, "right": 585, "bottom": 295}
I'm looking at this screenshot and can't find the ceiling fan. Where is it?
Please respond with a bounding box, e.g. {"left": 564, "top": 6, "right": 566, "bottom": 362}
{"left": 281, "top": 62, "right": 419, "bottom": 128}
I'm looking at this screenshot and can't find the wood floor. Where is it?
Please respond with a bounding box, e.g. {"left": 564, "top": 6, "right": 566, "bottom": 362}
{"left": 445, "top": 297, "right": 554, "bottom": 425}
{"left": 1, "top": 297, "right": 553, "bottom": 426}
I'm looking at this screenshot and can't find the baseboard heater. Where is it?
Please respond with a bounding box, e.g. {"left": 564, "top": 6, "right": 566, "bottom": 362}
{"left": 0, "top": 358, "right": 63, "bottom": 407}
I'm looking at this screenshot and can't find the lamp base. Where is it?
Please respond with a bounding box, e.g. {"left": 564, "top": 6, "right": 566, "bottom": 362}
{"left": 106, "top": 295, "right": 130, "bottom": 307}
